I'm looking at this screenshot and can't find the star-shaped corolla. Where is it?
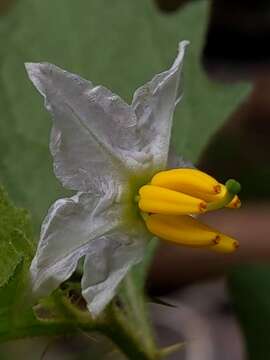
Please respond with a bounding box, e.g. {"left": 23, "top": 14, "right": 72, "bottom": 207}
{"left": 25, "top": 41, "right": 241, "bottom": 317}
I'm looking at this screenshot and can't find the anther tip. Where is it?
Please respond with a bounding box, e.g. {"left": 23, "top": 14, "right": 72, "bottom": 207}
{"left": 213, "top": 235, "right": 221, "bottom": 245}
{"left": 234, "top": 241, "right": 240, "bottom": 250}
{"left": 199, "top": 202, "right": 207, "bottom": 213}
{"left": 213, "top": 184, "right": 222, "bottom": 194}
{"left": 234, "top": 199, "right": 241, "bottom": 209}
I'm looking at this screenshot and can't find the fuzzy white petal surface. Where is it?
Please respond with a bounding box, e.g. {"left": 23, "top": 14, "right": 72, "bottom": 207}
{"left": 25, "top": 63, "right": 151, "bottom": 192}
{"left": 30, "top": 181, "right": 124, "bottom": 297}
{"left": 167, "top": 144, "right": 194, "bottom": 169}
{"left": 26, "top": 41, "right": 190, "bottom": 312}
{"left": 81, "top": 227, "right": 149, "bottom": 317}
{"left": 132, "top": 41, "right": 189, "bottom": 170}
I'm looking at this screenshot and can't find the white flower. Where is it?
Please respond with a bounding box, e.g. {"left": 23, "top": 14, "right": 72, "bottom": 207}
{"left": 25, "top": 41, "right": 188, "bottom": 316}
{"left": 26, "top": 40, "right": 241, "bottom": 317}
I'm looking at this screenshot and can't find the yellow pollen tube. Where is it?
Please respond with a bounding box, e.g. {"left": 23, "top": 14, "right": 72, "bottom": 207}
{"left": 138, "top": 185, "right": 207, "bottom": 215}
{"left": 151, "top": 169, "right": 222, "bottom": 201}
{"left": 144, "top": 214, "right": 221, "bottom": 247}
{"left": 209, "top": 233, "right": 239, "bottom": 253}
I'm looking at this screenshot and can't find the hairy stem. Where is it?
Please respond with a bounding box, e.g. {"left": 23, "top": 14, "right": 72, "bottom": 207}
{"left": 101, "top": 307, "right": 156, "bottom": 360}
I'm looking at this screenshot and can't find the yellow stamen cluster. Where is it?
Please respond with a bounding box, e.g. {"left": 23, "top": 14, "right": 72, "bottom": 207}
{"left": 137, "top": 169, "right": 241, "bottom": 253}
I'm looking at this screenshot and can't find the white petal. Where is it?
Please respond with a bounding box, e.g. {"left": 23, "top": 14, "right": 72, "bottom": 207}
{"left": 30, "top": 183, "right": 123, "bottom": 297}
{"left": 132, "top": 41, "right": 189, "bottom": 170}
{"left": 81, "top": 227, "right": 149, "bottom": 317}
{"left": 167, "top": 144, "right": 194, "bottom": 169}
{"left": 25, "top": 63, "right": 150, "bottom": 192}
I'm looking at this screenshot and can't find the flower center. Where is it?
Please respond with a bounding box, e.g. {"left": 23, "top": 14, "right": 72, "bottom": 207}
{"left": 136, "top": 168, "right": 241, "bottom": 253}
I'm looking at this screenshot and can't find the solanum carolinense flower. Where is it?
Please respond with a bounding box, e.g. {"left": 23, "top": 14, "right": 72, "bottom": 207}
{"left": 25, "top": 41, "right": 241, "bottom": 316}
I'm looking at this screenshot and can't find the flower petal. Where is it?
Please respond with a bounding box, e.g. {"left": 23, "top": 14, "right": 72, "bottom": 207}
{"left": 30, "top": 184, "right": 123, "bottom": 297}
{"left": 25, "top": 63, "right": 150, "bottom": 191}
{"left": 131, "top": 41, "right": 189, "bottom": 170}
{"left": 167, "top": 144, "right": 194, "bottom": 169}
{"left": 81, "top": 228, "right": 149, "bottom": 317}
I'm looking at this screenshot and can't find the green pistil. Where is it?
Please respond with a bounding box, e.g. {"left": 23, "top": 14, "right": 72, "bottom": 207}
{"left": 207, "top": 179, "right": 241, "bottom": 212}
{"left": 225, "top": 179, "right": 241, "bottom": 194}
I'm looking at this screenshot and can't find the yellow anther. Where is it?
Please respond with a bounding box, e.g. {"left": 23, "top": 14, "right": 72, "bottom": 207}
{"left": 207, "top": 179, "right": 241, "bottom": 212}
{"left": 137, "top": 169, "right": 241, "bottom": 253}
{"left": 145, "top": 214, "right": 221, "bottom": 247}
{"left": 209, "top": 233, "right": 239, "bottom": 253}
{"left": 227, "top": 195, "right": 241, "bottom": 209}
{"left": 202, "top": 185, "right": 241, "bottom": 209}
{"left": 196, "top": 184, "right": 227, "bottom": 203}
{"left": 213, "top": 184, "right": 222, "bottom": 194}
{"left": 138, "top": 185, "right": 207, "bottom": 215}
{"left": 151, "top": 169, "right": 221, "bottom": 201}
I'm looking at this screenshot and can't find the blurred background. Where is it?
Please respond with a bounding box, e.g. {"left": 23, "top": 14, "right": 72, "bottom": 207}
{"left": 0, "top": 0, "right": 269, "bottom": 359}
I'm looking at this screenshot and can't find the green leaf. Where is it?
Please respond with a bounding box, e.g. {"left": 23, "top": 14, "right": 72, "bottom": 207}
{"left": 0, "top": 261, "right": 81, "bottom": 343}
{"left": 0, "top": 0, "right": 250, "bottom": 356}
{"left": 0, "top": 260, "right": 34, "bottom": 337}
{"left": 170, "top": 3, "right": 250, "bottom": 163}
{"left": 0, "top": 188, "right": 48, "bottom": 343}
{"left": 229, "top": 265, "right": 270, "bottom": 360}
{"left": 0, "top": 186, "right": 34, "bottom": 286}
{"left": 0, "top": 0, "right": 249, "bottom": 230}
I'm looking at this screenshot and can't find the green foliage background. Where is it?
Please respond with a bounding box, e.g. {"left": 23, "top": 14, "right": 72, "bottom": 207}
{"left": 0, "top": 0, "right": 247, "bottom": 229}
{"left": 0, "top": 0, "right": 257, "bottom": 359}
